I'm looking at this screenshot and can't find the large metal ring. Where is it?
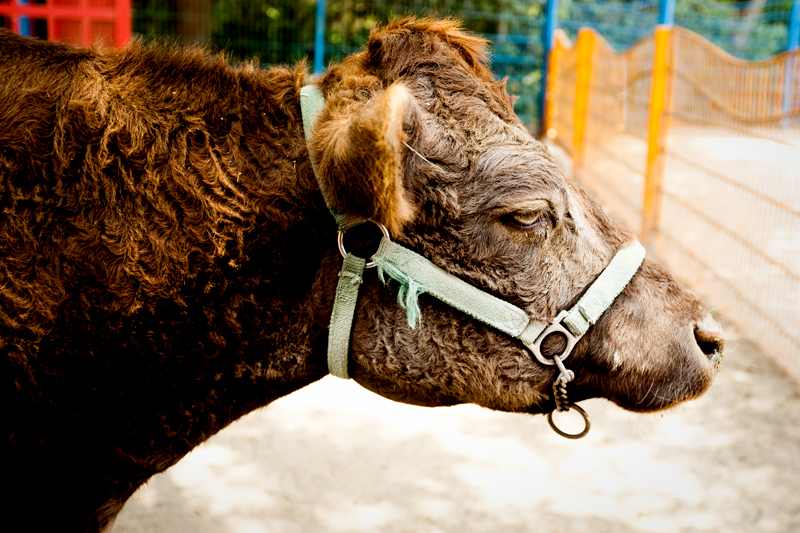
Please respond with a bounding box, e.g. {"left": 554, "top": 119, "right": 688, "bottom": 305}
{"left": 337, "top": 221, "right": 390, "bottom": 269}
{"left": 547, "top": 403, "right": 591, "bottom": 439}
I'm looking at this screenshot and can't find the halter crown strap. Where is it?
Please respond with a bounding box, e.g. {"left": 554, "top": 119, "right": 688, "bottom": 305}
{"left": 299, "top": 85, "right": 365, "bottom": 232}
{"left": 300, "top": 85, "right": 368, "bottom": 377}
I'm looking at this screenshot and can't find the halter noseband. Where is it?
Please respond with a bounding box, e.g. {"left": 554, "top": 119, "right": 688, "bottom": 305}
{"left": 300, "top": 85, "right": 645, "bottom": 439}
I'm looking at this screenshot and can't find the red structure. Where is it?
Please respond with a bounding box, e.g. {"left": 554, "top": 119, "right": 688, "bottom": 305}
{"left": 0, "top": 0, "right": 131, "bottom": 48}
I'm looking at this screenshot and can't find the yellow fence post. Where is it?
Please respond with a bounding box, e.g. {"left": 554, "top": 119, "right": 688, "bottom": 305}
{"left": 642, "top": 26, "right": 673, "bottom": 244}
{"left": 543, "top": 40, "right": 559, "bottom": 138}
{"left": 572, "top": 29, "right": 595, "bottom": 178}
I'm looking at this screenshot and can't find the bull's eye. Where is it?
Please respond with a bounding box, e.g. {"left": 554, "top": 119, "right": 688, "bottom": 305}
{"left": 504, "top": 210, "right": 552, "bottom": 232}
{"left": 512, "top": 213, "right": 544, "bottom": 228}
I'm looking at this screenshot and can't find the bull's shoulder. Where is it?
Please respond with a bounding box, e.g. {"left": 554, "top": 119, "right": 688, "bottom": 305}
{"left": 0, "top": 30, "right": 95, "bottom": 136}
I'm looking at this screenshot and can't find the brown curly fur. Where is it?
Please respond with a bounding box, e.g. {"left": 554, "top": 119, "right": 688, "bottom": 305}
{"left": 1, "top": 18, "right": 722, "bottom": 532}
{"left": 1, "top": 30, "right": 334, "bottom": 531}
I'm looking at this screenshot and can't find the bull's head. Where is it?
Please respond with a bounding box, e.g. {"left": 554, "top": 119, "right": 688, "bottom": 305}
{"left": 307, "top": 18, "right": 722, "bottom": 424}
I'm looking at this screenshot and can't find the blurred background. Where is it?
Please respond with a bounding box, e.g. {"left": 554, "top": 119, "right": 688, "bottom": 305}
{"left": 1, "top": 0, "right": 798, "bottom": 131}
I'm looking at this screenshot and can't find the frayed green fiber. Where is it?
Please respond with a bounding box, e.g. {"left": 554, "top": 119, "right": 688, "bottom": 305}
{"left": 374, "top": 256, "right": 425, "bottom": 329}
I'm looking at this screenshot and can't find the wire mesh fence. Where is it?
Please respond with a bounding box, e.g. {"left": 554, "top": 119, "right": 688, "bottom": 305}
{"left": 658, "top": 28, "right": 800, "bottom": 380}
{"left": 676, "top": 0, "right": 797, "bottom": 60}
{"left": 547, "top": 24, "right": 800, "bottom": 382}
{"left": 548, "top": 30, "right": 578, "bottom": 154}
{"left": 547, "top": 29, "right": 653, "bottom": 231}
{"left": 125, "top": 0, "right": 796, "bottom": 130}
{"left": 582, "top": 29, "right": 653, "bottom": 234}
{"left": 556, "top": 0, "right": 797, "bottom": 59}
{"left": 6, "top": 0, "right": 799, "bottom": 129}
{"left": 558, "top": 0, "right": 659, "bottom": 51}
{"left": 131, "top": 0, "right": 317, "bottom": 65}
{"left": 127, "top": 0, "right": 549, "bottom": 129}
{"left": 322, "top": 0, "right": 548, "bottom": 129}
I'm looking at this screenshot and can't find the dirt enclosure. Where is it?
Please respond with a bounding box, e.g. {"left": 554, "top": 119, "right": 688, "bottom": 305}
{"left": 110, "top": 316, "right": 800, "bottom": 533}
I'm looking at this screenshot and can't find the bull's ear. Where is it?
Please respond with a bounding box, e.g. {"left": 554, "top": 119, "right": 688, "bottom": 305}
{"left": 312, "top": 82, "right": 417, "bottom": 234}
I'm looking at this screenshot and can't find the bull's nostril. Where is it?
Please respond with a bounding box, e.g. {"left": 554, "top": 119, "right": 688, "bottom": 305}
{"left": 696, "top": 337, "right": 722, "bottom": 356}
{"left": 693, "top": 318, "right": 724, "bottom": 362}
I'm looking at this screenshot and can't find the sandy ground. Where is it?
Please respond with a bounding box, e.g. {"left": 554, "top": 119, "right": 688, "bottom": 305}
{"left": 110, "top": 316, "right": 800, "bottom": 533}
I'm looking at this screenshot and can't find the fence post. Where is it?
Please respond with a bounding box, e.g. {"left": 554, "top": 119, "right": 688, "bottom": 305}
{"left": 543, "top": 32, "right": 561, "bottom": 139}
{"left": 81, "top": 0, "right": 92, "bottom": 47}
{"left": 539, "top": 0, "right": 559, "bottom": 136}
{"left": 790, "top": 0, "right": 800, "bottom": 51}
{"left": 572, "top": 29, "right": 594, "bottom": 178}
{"left": 641, "top": 26, "right": 673, "bottom": 244}
{"left": 782, "top": 0, "right": 800, "bottom": 128}
{"left": 314, "top": 0, "right": 326, "bottom": 75}
{"left": 18, "top": 0, "right": 30, "bottom": 36}
{"left": 658, "top": 0, "right": 675, "bottom": 26}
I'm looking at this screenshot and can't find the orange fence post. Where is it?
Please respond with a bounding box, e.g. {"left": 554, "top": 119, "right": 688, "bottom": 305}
{"left": 572, "top": 29, "right": 595, "bottom": 177}
{"left": 641, "top": 26, "right": 673, "bottom": 244}
{"left": 543, "top": 40, "right": 559, "bottom": 137}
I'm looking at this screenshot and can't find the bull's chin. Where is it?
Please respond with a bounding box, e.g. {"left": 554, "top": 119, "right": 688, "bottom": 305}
{"left": 524, "top": 358, "right": 718, "bottom": 415}
{"left": 605, "top": 367, "right": 717, "bottom": 413}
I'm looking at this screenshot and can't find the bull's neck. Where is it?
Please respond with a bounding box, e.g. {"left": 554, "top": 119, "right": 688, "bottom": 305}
{"left": 122, "top": 67, "right": 340, "bottom": 447}
{"left": 218, "top": 70, "right": 338, "bottom": 392}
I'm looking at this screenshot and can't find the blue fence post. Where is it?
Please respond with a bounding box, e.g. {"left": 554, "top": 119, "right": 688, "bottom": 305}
{"left": 18, "top": 0, "right": 31, "bottom": 37}
{"left": 658, "top": 0, "right": 675, "bottom": 27}
{"left": 314, "top": 0, "right": 326, "bottom": 75}
{"left": 790, "top": 0, "right": 800, "bottom": 51}
{"left": 783, "top": 0, "right": 800, "bottom": 128}
{"left": 538, "top": 0, "right": 559, "bottom": 135}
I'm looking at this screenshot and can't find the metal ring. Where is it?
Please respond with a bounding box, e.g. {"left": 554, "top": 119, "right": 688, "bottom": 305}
{"left": 547, "top": 403, "right": 591, "bottom": 439}
{"left": 337, "top": 221, "right": 390, "bottom": 269}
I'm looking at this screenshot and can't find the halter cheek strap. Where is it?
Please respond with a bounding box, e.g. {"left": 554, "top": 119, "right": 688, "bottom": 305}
{"left": 300, "top": 84, "right": 645, "bottom": 438}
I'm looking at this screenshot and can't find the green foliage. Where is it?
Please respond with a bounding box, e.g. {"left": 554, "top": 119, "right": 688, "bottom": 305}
{"left": 133, "top": 0, "right": 318, "bottom": 64}
{"left": 133, "top": 0, "right": 182, "bottom": 41}
{"left": 209, "top": 0, "right": 317, "bottom": 64}
{"left": 675, "top": 0, "right": 792, "bottom": 59}
{"left": 320, "top": 1, "right": 546, "bottom": 128}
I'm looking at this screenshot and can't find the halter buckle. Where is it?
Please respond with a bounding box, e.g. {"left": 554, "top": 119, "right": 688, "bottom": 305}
{"left": 527, "top": 309, "right": 580, "bottom": 366}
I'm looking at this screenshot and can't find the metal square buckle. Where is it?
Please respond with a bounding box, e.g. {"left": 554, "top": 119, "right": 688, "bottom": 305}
{"left": 526, "top": 309, "right": 580, "bottom": 366}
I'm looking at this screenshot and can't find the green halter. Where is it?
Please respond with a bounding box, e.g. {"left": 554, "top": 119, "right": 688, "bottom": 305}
{"left": 300, "top": 84, "right": 644, "bottom": 437}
